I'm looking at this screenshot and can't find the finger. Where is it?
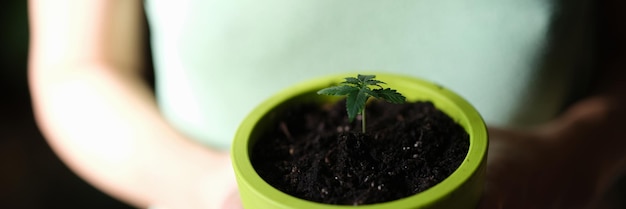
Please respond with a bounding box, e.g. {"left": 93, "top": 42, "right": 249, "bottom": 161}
{"left": 220, "top": 190, "right": 242, "bottom": 209}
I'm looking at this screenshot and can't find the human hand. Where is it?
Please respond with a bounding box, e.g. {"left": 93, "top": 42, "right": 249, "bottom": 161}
{"left": 220, "top": 178, "right": 243, "bottom": 209}
{"left": 478, "top": 127, "right": 608, "bottom": 209}
{"left": 201, "top": 153, "right": 243, "bottom": 209}
{"left": 151, "top": 152, "right": 242, "bottom": 209}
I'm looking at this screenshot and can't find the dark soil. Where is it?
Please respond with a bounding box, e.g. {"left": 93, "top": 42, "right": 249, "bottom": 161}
{"left": 251, "top": 100, "right": 469, "bottom": 205}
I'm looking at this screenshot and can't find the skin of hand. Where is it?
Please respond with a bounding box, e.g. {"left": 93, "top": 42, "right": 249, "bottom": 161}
{"left": 481, "top": 99, "right": 626, "bottom": 209}
{"left": 28, "top": 0, "right": 242, "bottom": 208}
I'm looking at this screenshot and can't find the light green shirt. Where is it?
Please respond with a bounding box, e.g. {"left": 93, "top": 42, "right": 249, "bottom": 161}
{"left": 146, "top": 0, "right": 593, "bottom": 149}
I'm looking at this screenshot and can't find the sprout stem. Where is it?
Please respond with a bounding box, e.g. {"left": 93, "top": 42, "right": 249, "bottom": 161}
{"left": 361, "top": 109, "right": 366, "bottom": 133}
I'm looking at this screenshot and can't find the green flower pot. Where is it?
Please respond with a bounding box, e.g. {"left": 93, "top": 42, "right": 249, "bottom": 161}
{"left": 232, "top": 73, "right": 488, "bottom": 209}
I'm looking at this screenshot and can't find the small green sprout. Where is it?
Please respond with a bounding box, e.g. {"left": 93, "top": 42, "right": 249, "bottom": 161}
{"left": 317, "top": 74, "right": 406, "bottom": 133}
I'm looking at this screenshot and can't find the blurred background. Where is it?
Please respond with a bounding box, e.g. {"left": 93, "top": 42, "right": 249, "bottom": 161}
{"left": 0, "top": 2, "right": 133, "bottom": 208}
{"left": 1, "top": 1, "right": 624, "bottom": 209}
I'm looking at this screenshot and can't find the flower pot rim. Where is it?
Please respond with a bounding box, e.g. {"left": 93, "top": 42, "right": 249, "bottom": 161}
{"left": 232, "top": 72, "right": 488, "bottom": 209}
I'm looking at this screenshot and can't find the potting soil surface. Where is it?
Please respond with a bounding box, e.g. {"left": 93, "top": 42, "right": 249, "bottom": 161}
{"left": 251, "top": 100, "right": 469, "bottom": 205}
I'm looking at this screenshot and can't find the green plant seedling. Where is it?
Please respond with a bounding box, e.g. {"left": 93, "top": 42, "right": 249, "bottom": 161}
{"left": 317, "top": 74, "right": 406, "bottom": 133}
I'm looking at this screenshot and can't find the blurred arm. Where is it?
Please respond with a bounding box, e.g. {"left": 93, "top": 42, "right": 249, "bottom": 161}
{"left": 480, "top": 1, "right": 626, "bottom": 208}
{"left": 558, "top": 0, "right": 626, "bottom": 181}
{"left": 28, "top": 1, "right": 235, "bottom": 208}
